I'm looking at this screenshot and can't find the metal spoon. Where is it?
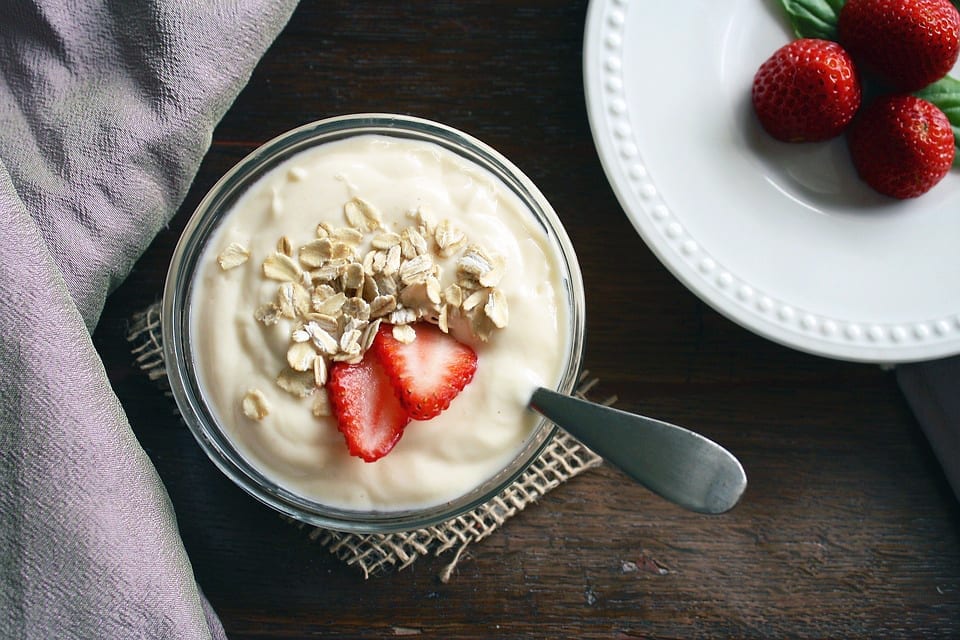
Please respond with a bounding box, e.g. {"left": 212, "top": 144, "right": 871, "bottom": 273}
{"left": 530, "top": 387, "right": 747, "bottom": 514}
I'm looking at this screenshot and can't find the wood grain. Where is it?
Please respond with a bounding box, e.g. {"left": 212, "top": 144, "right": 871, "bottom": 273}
{"left": 92, "top": 1, "right": 960, "bottom": 638}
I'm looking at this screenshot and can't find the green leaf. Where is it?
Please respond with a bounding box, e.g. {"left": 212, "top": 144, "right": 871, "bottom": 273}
{"left": 778, "top": 0, "right": 846, "bottom": 40}
{"left": 915, "top": 76, "right": 960, "bottom": 167}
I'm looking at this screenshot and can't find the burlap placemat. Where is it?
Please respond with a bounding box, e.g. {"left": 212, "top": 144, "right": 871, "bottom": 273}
{"left": 127, "top": 302, "right": 605, "bottom": 580}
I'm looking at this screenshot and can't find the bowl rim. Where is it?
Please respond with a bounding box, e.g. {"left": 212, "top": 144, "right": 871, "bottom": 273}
{"left": 161, "top": 113, "right": 586, "bottom": 533}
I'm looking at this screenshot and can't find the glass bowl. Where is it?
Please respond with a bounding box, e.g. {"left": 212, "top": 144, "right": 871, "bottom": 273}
{"left": 162, "top": 114, "right": 585, "bottom": 533}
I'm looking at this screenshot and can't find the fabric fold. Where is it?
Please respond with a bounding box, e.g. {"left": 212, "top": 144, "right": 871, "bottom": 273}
{"left": 0, "top": 1, "right": 297, "bottom": 637}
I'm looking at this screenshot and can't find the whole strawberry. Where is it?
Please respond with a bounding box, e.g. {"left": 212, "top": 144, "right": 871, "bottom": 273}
{"left": 838, "top": 0, "right": 960, "bottom": 92}
{"left": 752, "top": 38, "right": 862, "bottom": 142}
{"left": 847, "top": 95, "right": 955, "bottom": 199}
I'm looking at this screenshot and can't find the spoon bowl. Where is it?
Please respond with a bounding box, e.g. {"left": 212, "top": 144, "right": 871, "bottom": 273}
{"left": 530, "top": 387, "right": 747, "bottom": 514}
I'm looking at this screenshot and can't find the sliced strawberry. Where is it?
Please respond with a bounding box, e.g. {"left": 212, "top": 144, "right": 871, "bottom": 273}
{"left": 327, "top": 351, "right": 411, "bottom": 462}
{"left": 373, "top": 323, "right": 478, "bottom": 421}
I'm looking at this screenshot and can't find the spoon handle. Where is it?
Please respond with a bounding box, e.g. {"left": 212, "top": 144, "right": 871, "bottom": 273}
{"left": 530, "top": 387, "right": 747, "bottom": 515}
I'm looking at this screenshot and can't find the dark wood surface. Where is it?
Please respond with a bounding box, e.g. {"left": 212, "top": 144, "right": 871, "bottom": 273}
{"left": 92, "top": 2, "right": 960, "bottom": 638}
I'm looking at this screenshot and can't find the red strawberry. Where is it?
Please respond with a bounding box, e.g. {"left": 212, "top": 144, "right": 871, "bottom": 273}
{"left": 373, "top": 323, "right": 478, "bottom": 421}
{"left": 327, "top": 351, "right": 411, "bottom": 462}
{"left": 847, "top": 94, "right": 955, "bottom": 199}
{"left": 838, "top": 0, "right": 960, "bottom": 92}
{"left": 752, "top": 38, "right": 862, "bottom": 142}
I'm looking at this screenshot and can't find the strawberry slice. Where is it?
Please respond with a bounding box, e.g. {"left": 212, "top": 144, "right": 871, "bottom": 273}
{"left": 327, "top": 351, "right": 411, "bottom": 462}
{"left": 373, "top": 323, "right": 478, "bottom": 421}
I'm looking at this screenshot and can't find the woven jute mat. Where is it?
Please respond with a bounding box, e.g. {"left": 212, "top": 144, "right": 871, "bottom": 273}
{"left": 127, "top": 302, "right": 605, "bottom": 580}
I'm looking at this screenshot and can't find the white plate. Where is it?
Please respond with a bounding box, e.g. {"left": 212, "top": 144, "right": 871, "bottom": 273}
{"left": 583, "top": 0, "right": 960, "bottom": 363}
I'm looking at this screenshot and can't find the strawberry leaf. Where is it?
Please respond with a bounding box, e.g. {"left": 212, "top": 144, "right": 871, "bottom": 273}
{"left": 778, "top": 0, "right": 845, "bottom": 41}
{"left": 915, "top": 75, "right": 960, "bottom": 167}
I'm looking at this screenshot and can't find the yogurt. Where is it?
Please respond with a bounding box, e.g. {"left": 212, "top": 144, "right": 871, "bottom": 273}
{"left": 190, "top": 134, "right": 571, "bottom": 511}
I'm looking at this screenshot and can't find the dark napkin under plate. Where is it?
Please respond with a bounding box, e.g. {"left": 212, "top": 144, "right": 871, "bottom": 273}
{"left": 898, "top": 356, "right": 960, "bottom": 500}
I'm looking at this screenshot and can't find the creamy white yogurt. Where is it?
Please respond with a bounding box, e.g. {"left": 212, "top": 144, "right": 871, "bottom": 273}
{"left": 191, "top": 134, "right": 570, "bottom": 511}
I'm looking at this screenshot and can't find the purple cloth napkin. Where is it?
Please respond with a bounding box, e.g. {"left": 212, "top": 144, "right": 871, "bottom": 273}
{"left": 898, "top": 357, "right": 960, "bottom": 500}
{"left": 0, "top": 1, "right": 296, "bottom": 637}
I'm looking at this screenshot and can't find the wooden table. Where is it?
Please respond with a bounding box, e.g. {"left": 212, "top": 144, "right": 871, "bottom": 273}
{"left": 92, "top": 2, "right": 960, "bottom": 637}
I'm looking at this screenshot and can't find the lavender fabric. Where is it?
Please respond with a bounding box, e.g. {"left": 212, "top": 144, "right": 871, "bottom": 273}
{"left": 0, "top": 1, "right": 297, "bottom": 637}
{"left": 898, "top": 358, "right": 960, "bottom": 501}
